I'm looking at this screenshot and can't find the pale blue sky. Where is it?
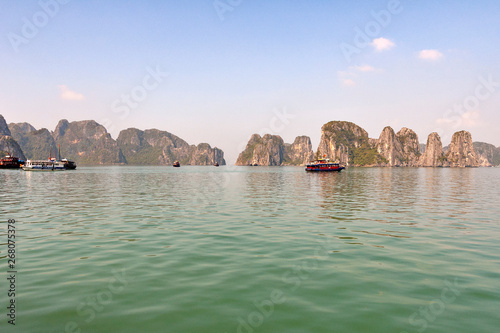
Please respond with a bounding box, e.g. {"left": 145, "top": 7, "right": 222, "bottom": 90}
{"left": 1, "top": 0, "right": 499, "bottom": 163}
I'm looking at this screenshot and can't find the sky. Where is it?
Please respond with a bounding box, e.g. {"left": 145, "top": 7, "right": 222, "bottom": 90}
{"left": 1, "top": 0, "right": 499, "bottom": 164}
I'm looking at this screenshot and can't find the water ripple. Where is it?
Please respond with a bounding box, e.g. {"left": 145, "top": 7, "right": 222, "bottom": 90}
{"left": 0, "top": 166, "right": 499, "bottom": 332}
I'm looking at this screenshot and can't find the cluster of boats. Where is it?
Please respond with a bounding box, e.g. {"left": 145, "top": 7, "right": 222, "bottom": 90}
{"left": 1, "top": 155, "right": 223, "bottom": 170}
{"left": 0, "top": 147, "right": 77, "bottom": 171}
{"left": 0, "top": 155, "right": 77, "bottom": 171}
{"left": 172, "top": 161, "right": 219, "bottom": 167}
{"left": 2, "top": 152, "right": 343, "bottom": 172}
{"left": 22, "top": 158, "right": 76, "bottom": 171}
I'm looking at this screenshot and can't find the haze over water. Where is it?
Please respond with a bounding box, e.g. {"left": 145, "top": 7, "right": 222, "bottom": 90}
{"left": 1, "top": 166, "right": 499, "bottom": 332}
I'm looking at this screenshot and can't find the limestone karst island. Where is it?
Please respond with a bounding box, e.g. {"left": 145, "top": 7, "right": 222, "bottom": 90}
{"left": 236, "top": 121, "right": 498, "bottom": 167}
{"left": 1, "top": 115, "right": 499, "bottom": 168}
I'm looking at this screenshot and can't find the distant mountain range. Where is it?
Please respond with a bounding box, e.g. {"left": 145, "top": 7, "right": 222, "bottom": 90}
{"left": 117, "top": 128, "right": 225, "bottom": 165}
{"left": 1, "top": 114, "right": 226, "bottom": 166}
{"left": 2, "top": 114, "right": 499, "bottom": 167}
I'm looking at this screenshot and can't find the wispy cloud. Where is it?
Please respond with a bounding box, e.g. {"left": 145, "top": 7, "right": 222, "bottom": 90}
{"left": 419, "top": 49, "right": 443, "bottom": 61}
{"left": 338, "top": 64, "right": 380, "bottom": 86}
{"left": 58, "top": 85, "right": 84, "bottom": 101}
{"left": 342, "top": 78, "right": 356, "bottom": 86}
{"left": 436, "top": 110, "right": 481, "bottom": 127}
{"left": 371, "top": 37, "right": 395, "bottom": 51}
{"left": 337, "top": 70, "right": 357, "bottom": 87}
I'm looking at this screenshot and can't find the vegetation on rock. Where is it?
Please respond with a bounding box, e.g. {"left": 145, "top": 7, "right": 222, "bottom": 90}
{"left": 117, "top": 128, "right": 225, "bottom": 165}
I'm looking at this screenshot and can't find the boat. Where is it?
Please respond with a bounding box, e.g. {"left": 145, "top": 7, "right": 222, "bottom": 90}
{"left": 22, "top": 158, "right": 66, "bottom": 171}
{"left": 0, "top": 155, "right": 22, "bottom": 169}
{"left": 214, "top": 162, "right": 219, "bottom": 167}
{"left": 306, "top": 157, "right": 345, "bottom": 172}
{"left": 22, "top": 146, "right": 77, "bottom": 171}
{"left": 61, "top": 158, "right": 77, "bottom": 170}
{"left": 173, "top": 161, "right": 180, "bottom": 167}
{"left": 57, "top": 145, "right": 77, "bottom": 169}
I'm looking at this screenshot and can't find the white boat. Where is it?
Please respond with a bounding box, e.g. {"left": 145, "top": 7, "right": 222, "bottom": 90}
{"left": 22, "top": 158, "right": 66, "bottom": 171}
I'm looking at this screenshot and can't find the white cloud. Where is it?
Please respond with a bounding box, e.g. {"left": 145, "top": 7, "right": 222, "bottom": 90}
{"left": 371, "top": 37, "right": 395, "bottom": 51}
{"left": 352, "top": 65, "right": 375, "bottom": 72}
{"left": 342, "top": 79, "right": 356, "bottom": 86}
{"left": 338, "top": 64, "right": 380, "bottom": 86}
{"left": 58, "top": 85, "right": 84, "bottom": 101}
{"left": 337, "top": 71, "right": 356, "bottom": 86}
{"left": 436, "top": 110, "right": 480, "bottom": 128}
{"left": 419, "top": 49, "right": 443, "bottom": 61}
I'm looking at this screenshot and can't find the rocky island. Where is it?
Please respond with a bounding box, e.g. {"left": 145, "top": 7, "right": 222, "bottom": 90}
{"left": 235, "top": 134, "right": 313, "bottom": 166}
{"left": 474, "top": 142, "right": 500, "bottom": 167}
{"left": 117, "top": 128, "right": 225, "bottom": 166}
{"left": 2, "top": 114, "right": 226, "bottom": 166}
{"left": 2, "top": 114, "right": 499, "bottom": 167}
{"left": 0, "top": 115, "right": 26, "bottom": 160}
{"left": 237, "top": 120, "right": 500, "bottom": 167}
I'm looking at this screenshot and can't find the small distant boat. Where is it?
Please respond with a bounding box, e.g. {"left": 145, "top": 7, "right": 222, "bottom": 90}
{"left": 61, "top": 158, "right": 77, "bottom": 170}
{"left": 173, "top": 161, "right": 180, "bottom": 167}
{"left": 214, "top": 162, "right": 219, "bottom": 167}
{"left": 0, "top": 155, "right": 22, "bottom": 169}
{"left": 58, "top": 145, "right": 76, "bottom": 170}
{"left": 306, "top": 156, "right": 345, "bottom": 172}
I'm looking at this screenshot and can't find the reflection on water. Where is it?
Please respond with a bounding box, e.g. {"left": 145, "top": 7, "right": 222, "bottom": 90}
{"left": 1, "top": 166, "right": 499, "bottom": 333}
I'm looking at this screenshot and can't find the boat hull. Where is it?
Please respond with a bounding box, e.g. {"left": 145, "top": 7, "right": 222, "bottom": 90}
{"left": 63, "top": 161, "right": 77, "bottom": 170}
{"left": 22, "top": 159, "right": 67, "bottom": 171}
{"left": 0, "top": 164, "right": 21, "bottom": 169}
{"left": 305, "top": 164, "right": 345, "bottom": 172}
{"left": 22, "top": 166, "right": 66, "bottom": 171}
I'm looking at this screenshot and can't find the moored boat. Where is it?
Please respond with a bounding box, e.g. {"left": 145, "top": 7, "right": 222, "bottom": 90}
{"left": 22, "top": 158, "right": 66, "bottom": 171}
{"left": 173, "top": 161, "right": 180, "bottom": 167}
{"left": 61, "top": 158, "right": 77, "bottom": 170}
{"left": 57, "top": 145, "right": 77, "bottom": 169}
{"left": 306, "top": 157, "right": 345, "bottom": 172}
{"left": 0, "top": 155, "right": 22, "bottom": 169}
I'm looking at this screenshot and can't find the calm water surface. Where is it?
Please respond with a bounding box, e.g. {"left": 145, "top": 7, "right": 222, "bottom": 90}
{"left": 1, "top": 166, "right": 499, "bottom": 333}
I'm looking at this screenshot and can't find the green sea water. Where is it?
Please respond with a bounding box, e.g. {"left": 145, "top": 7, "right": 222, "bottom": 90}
{"left": 1, "top": 166, "right": 499, "bottom": 333}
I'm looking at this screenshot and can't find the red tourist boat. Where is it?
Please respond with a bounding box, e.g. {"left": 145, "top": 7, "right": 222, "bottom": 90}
{"left": 305, "top": 156, "right": 345, "bottom": 172}
{"left": 0, "top": 155, "right": 22, "bottom": 169}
